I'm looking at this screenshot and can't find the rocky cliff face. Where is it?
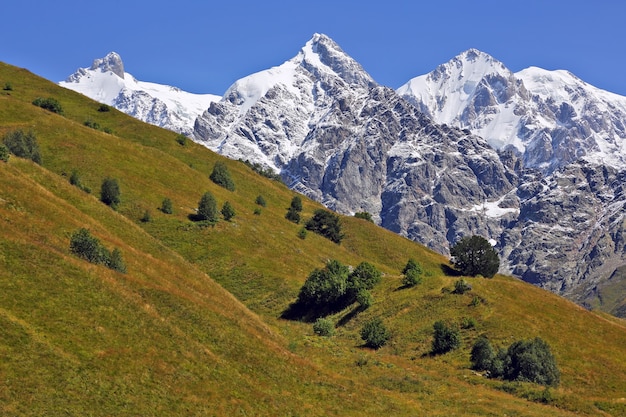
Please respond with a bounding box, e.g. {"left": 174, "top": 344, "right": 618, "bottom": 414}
{"left": 192, "top": 36, "right": 626, "bottom": 313}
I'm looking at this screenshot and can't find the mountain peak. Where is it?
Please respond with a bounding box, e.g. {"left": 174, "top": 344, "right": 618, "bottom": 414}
{"left": 90, "top": 52, "right": 125, "bottom": 79}
{"left": 298, "top": 33, "right": 375, "bottom": 87}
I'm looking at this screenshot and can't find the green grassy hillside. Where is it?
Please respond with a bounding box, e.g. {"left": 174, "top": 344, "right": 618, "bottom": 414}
{"left": 1, "top": 62, "right": 626, "bottom": 416}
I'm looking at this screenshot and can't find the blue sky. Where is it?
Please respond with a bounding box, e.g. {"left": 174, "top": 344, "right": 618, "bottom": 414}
{"left": 3, "top": 0, "right": 625, "bottom": 95}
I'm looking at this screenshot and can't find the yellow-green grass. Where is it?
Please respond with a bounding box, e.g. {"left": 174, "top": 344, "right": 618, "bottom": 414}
{"left": 1, "top": 62, "right": 626, "bottom": 415}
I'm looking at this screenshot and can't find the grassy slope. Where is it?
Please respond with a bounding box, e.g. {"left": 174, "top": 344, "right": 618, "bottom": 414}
{"left": 1, "top": 62, "right": 626, "bottom": 416}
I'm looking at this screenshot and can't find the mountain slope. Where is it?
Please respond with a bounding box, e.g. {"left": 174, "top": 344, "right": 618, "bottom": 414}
{"left": 3, "top": 60, "right": 626, "bottom": 416}
{"left": 59, "top": 52, "right": 220, "bottom": 135}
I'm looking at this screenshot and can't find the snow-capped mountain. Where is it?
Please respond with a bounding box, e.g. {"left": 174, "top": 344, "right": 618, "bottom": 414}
{"left": 398, "top": 49, "right": 626, "bottom": 173}
{"left": 60, "top": 52, "right": 220, "bottom": 135}
{"left": 60, "top": 36, "right": 626, "bottom": 314}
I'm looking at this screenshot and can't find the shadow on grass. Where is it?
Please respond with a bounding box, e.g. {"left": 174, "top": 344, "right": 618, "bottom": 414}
{"left": 187, "top": 214, "right": 217, "bottom": 226}
{"left": 336, "top": 305, "right": 366, "bottom": 327}
{"left": 440, "top": 264, "right": 462, "bottom": 276}
{"left": 281, "top": 299, "right": 363, "bottom": 324}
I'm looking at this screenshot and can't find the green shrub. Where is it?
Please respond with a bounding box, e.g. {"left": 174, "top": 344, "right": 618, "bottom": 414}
{"left": 402, "top": 268, "right": 422, "bottom": 287}
{"left": 354, "top": 211, "right": 373, "bottom": 222}
{"left": 141, "top": 210, "right": 152, "bottom": 223}
{"left": 504, "top": 338, "right": 560, "bottom": 386}
{"left": 255, "top": 195, "right": 267, "bottom": 207}
{"left": 254, "top": 208, "right": 262, "bottom": 215}
{"left": 0, "top": 145, "right": 9, "bottom": 162}
{"left": 70, "top": 228, "right": 106, "bottom": 264}
{"left": 176, "top": 134, "right": 187, "bottom": 146}
{"left": 290, "top": 196, "right": 303, "bottom": 212}
{"left": 297, "top": 260, "right": 350, "bottom": 308}
{"left": 97, "top": 103, "right": 111, "bottom": 112}
{"left": 460, "top": 316, "right": 477, "bottom": 329}
{"left": 221, "top": 201, "right": 235, "bottom": 221}
{"left": 160, "top": 197, "right": 173, "bottom": 214}
{"left": 313, "top": 318, "right": 335, "bottom": 337}
{"left": 32, "top": 97, "right": 63, "bottom": 114}
{"left": 84, "top": 119, "right": 101, "bottom": 130}
{"left": 297, "top": 227, "right": 307, "bottom": 239}
{"left": 305, "top": 209, "right": 344, "bottom": 244}
{"left": 453, "top": 279, "right": 472, "bottom": 294}
{"left": 360, "top": 318, "right": 390, "bottom": 349}
{"left": 100, "top": 177, "right": 121, "bottom": 209}
{"left": 471, "top": 336, "right": 495, "bottom": 371}
{"left": 450, "top": 235, "right": 499, "bottom": 277}
{"left": 402, "top": 258, "right": 422, "bottom": 275}
{"left": 107, "top": 248, "right": 127, "bottom": 273}
{"left": 285, "top": 207, "right": 301, "bottom": 223}
{"left": 196, "top": 191, "right": 218, "bottom": 223}
{"left": 3, "top": 82, "right": 12, "bottom": 91}
{"left": 432, "top": 321, "right": 461, "bottom": 354}
{"left": 2, "top": 129, "right": 41, "bottom": 164}
{"left": 348, "top": 262, "right": 382, "bottom": 296}
{"left": 210, "top": 161, "right": 235, "bottom": 191}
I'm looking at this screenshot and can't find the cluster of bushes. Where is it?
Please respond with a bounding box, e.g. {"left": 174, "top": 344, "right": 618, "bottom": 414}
{"left": 32, "top": 97, "right": 63, "bottom": 114}
{"left": 2, "top": 129, "right": 41, "bottom": 164}
{"left": 296, "top": 260, "right": 381, "bottom": 313}
{"left": 471, "top": 336, "right": 560, "bottom": 386}
{"left": 354, "top": 211, "right": 373, "bottom": 222}
{"left": 194, "top": 191, "right": 236, "bottom": 223}
{"left": 69, "top": 228, "right": 126, "bottom": 273}
{"left": 84, "top": 119, "right": 112, "bottom": 134}
{"left": 69, "top": 170, "right": 91, "bottom": 193}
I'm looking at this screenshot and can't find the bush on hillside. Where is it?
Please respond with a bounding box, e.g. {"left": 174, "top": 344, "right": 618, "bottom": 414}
{"left": 401, "top": 258, "right": 423, "bottom": 287}
{"left": 0, "top": 144, "right": 9, "bottom": 163}
{"left": 175, "top": 134, "right": 187, "bottom": 146}
{"left": 313, "top": 318, "right": 335, "bottom": 337}
{"left": 221, "top": 201, "right": 235, "bottom": 221}
{"left": 2, "top": 129, "right": 41, "bottom": 164}
{"left": 305, "top": 209, "right": 344, "bottom": 244}
{"left": 160, "top": 197, "right": 173, "bottom": 214}
{"left": 285, "top": 196, "right": 302, "bottom": 223}
{"left": 255, "top": 195, "right": 267, "bottom": 207}
{"left": 69, "top": 228, "right": 126, "bottom": 273}
{"left": 453, "top": 279, "right": 472, "bottom": 294}
{"left": 470, "top": 336, "right": 496, "bottom": 371}
{"left": 210, "top": 161, "right": 235, "bottom": 191}
{"left": 504, "top": 338, "right": 560, "bottom": 386}
{"left": 97, "top": 103, "right": 111, "bottom": 112}
{"left": 100, "top": 177, "right": 121, "bottom": 209}
{"left": 432, "top": 321, "right": 461, "bottom": 354}
{"left": 360, "top": 317, "right": 390, "bottom": 349}
{"left": 354, "top": 211, "right": 373, "bottom": 222}
{"left": 32, "top": 97, "right": 63, "bottom": 114}
{"left": 450, "top": 235, "right": 499, "bottom": 278}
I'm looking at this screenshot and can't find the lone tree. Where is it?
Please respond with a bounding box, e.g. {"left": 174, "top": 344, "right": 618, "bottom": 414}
{"left": 100, "top": 177, "right": 121, "bottom": 210}
{"left": 450, "top": 235, "right": 499, "bottom": 277}
{"left": 305, "top": 209, "right": 344, "bottom": 244}
{"left": 221, "top": 201, "right": 235, "bottom": 221}
{"left": 197, "top": 191, "right": 218, "bottom": 223}
{"left": 160, "top": 197, "right": 173, "bottom": 214}
{"left": 210, "top": 161, "right": 235, "bottom": 191}
{"left": 504, "top": 337, "right": 560, "bottom": 386}
{"left": 0, "top": 144, "right": 9, "bottom": 162}
{"left": 401, "top": 258, "right": 423, "bottom": 287}
{"left": 285, "top": 196, "right": 302, "bottom": 223}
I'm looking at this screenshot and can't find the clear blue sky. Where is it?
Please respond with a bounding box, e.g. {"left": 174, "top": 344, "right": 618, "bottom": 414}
{"left": 3, "top": 0, "right": 625, "bottom": 96}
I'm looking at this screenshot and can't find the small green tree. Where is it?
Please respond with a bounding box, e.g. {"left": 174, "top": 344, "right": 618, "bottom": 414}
{"left": 97, "top": 104, "right": 111, "bottom": 112}
{"left": 255, "top": 195, "right": 267, "bottom": 207}
{"left": 290, "top": 196, "right": 303, "bottom": 212}
{"left": 347, "top": 262, "right": 382, "bottom": 297}
{"left": 401, "top": 258, "right": 423, "bottom": 287}
{"left": 360, "top": 318, "right": 390, "bottom": 349}
{"left": 197, "top": 192, "right": 219, "bottom": 223}
{"left": 160, "top": 197, "right": 173, "bottom": 214}
{"left": 0, "top": 144, "right": 9, "bottom": 163}
{"left": 3, "top": 82, "right": 13, "bottom": 91}
{"left": 297, "top": 227, "right": 307, "bottom": 239}
{"left": 221, "top": 201, "right": 235, "bottom": 221}
{"left": 471, "top": 336, "right": 495, "bottom": 371}
{"left": 432, "top": 321, "right": 461, "bottom": 354}
{"left": 69, "top": 170, "right": 81, "bottom": 187}
{"left": 210, "top": 161, "right": 235, "bottom": 191}
{"left": 356, "top": 289, "right": 373, "bottom": 309}
{"left": 100, "top": 177, "right": 121, "bottom": 209}
{"left": 305, "top": 209, "right": 344, "bottom": 244}
{"left": 313, "top": 318, "right": 335, "bottom": 337}
{"left": 297, "top": 259, "right": 350, "bottom": 308}
{"left": 3, "top": 129, "right": 41, "bottom": 164}
{"left": 450, "top": 235, "right": 500, "bottom": 278}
